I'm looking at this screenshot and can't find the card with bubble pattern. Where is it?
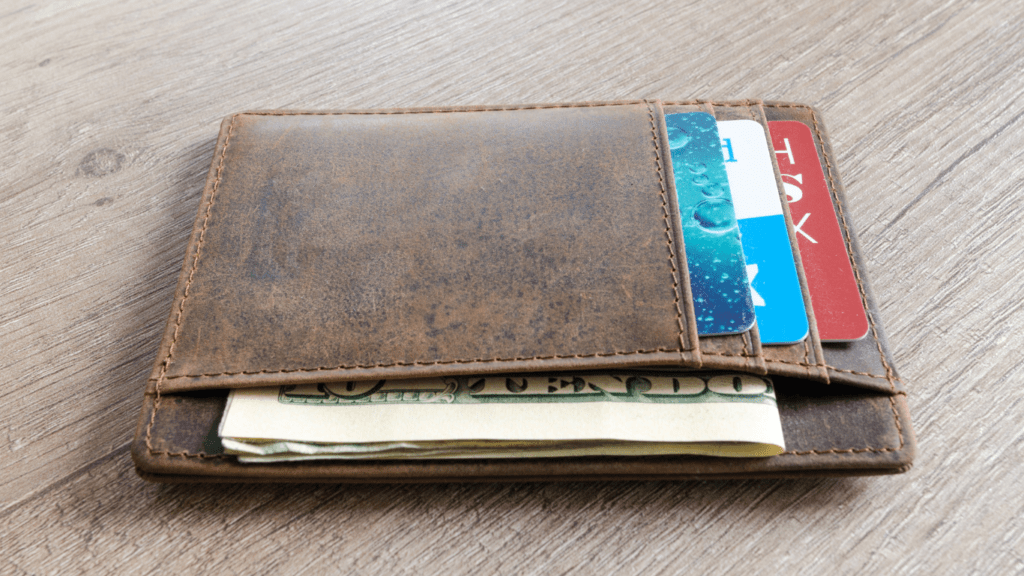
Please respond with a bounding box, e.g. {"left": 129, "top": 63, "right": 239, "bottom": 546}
{"left": 665, "top": 112, "right": 755, "bottom": 336}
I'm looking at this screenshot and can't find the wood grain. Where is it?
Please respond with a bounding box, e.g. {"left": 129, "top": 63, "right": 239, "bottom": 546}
{"left": 2, "top": 0, "right": 1023, "bottom": 573}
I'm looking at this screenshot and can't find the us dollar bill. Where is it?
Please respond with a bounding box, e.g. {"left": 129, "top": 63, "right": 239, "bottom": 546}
{"left": 219, "top": 372, "right": 785, "bottom": 462}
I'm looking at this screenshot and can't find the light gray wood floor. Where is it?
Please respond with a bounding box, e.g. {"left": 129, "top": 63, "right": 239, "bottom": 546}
{"left": 2, "top": 1, "right": 1022, "bottom": 574}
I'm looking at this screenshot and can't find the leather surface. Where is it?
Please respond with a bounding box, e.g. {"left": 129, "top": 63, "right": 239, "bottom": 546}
{"left": 151, "top": 101, "right": 701, "bottom": 392}
{"left": 133, "top": 99, "right": 915, "bottom": 481}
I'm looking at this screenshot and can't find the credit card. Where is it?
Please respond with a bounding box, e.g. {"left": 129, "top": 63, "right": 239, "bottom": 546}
{"left": 665, "top": 112, "right": 755, "bottom": 336}
{"left": 718, "top": 119, "right": 808, "bottom": 345}
{"left": 768, "top": 120, "right": 869, "bottom": 341}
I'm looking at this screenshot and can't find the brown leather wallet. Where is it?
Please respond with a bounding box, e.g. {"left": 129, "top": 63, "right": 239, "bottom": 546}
{"left": 131, "top": 100, "right": 915, "bottom": 482}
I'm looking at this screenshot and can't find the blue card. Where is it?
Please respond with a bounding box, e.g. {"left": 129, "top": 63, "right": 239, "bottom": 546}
{"left": 718, "top": 119, "right": 809, "bottom": 345}
{"left": 665, "top": 112, "right": 755, "bottom": 336}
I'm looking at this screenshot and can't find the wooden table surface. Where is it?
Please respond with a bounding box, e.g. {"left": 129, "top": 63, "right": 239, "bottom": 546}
{"left": 3, "top": 1, "right": 1022, "bottom": 573}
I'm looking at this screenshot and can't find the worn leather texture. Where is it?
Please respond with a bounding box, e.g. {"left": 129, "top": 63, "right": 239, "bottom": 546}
{"left": 133, "top": 99, "right": 915, "bottom": 481}
{"left": 150, "top": 101, "right": 702, "bottom": 392}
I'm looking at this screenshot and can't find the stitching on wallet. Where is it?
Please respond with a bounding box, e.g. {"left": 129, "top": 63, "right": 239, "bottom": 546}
{"left": 244, "top": 101, "right": 647, "bottom": 116}
{"left": 702, "top": 351, "right": 754, "bottom": 358}
{"left": 147, "top": 449, "right": 228, "bottom": 460}
{"left": 147, "top": 113, "right": 239, "bottom": 458}
{"left": 157, "top": 348, "right": 685, "bottom": 381}
{"left": 644, "top": 101, "right": 691, "bottom": 355}
{"left": 662, "top": 99, "right": 761, "bottom": 108}
{"left": 763, "top": 359, "right": 899, "bottom": 381}
{"left": 155, "top": 355, "right": 903, "bottom": 381}
{"left": 826, "top": 366, "right": 904, "bottom": 381}
{"left": 798, "top": 105, "right": 895, "bottom": 391}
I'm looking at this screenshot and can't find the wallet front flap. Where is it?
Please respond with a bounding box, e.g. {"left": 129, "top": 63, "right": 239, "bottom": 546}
{"left": 151, "top": 102, "right": 701, "bottom": 392}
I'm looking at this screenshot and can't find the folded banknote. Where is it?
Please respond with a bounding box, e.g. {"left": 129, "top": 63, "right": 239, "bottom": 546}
{"left": 219, "top": 372, "right": 785, "bottom": 463}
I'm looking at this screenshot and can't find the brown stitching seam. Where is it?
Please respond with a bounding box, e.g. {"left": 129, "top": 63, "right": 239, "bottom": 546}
{"left": 157, "top": 349, "right": 683, "bottom": 380}
{"left": 763, "top": 359, "right": 902, "bottom": 381}
{"left": 155, "top": 344, "right": 891, "bottom": 379}
{"left": 662, "top": 100, "right": 761, "bottom": 108}
{"left": 147, "top": 450, "right": 228, "bottom": 460}
{"left": 244, "top": 101, "right": 649, "bottom": 116}
{"left": 645, "top": 101, "right": 691, "bottom": 355}
{"left": 146, "top": 113, "right": 239, "bottom": 458}
{"left": 702, "top": 351, "right": 755, "bottom": 358}
{"left": 151, "top": 359, "right": 902, "bottom": 381}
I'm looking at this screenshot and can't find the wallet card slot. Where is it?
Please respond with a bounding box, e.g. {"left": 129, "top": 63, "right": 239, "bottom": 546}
{"left": 762, "top": 103, "right": 902, "bottom": 394}
{"left": 662, "top": 102, "right": 767, "bottom": 375}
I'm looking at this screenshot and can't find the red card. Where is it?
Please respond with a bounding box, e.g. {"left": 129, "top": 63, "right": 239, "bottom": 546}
{"left": 768, "top": 121, "right": 869, "bottom": 341}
